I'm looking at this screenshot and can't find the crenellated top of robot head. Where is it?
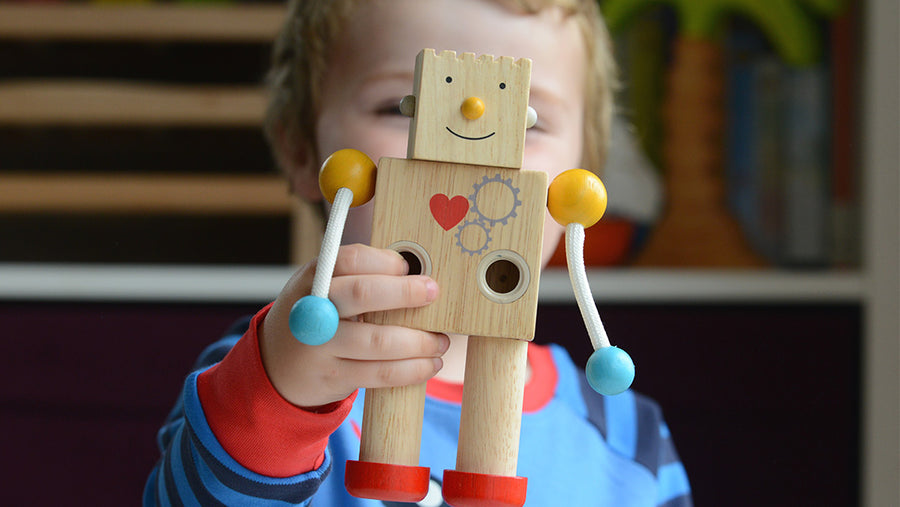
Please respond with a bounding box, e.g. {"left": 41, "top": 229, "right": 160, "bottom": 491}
{"left": 404, "top": 49, "right": 535, "bottom": 169}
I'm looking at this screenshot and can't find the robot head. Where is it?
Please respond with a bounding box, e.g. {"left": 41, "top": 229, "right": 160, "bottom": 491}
{"left": 405, "top": 49, "right": 534, "bottom": 169}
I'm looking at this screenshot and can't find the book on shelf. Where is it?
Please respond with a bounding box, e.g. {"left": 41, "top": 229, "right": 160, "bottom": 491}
{"left": 829, "top": 3, "right": 861, "bottom": 268}
{"left": 723, "top": 15, "right": 855, "bottom": 268}
{"left": 781, "top": 64, "right": 831, "bottom": 267}
{"left": 725, "top": 24, "right": 783, "bottom": 263}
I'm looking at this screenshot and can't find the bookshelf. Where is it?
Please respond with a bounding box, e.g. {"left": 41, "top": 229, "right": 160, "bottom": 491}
{"left": 0, "top": 264, "right": 865, "bottom": 303}
{"left": 858, "top": 1, "right": 899, "bottom": 505}
{"left": 0, "top": 2, "right": 324, "bottom": 265}
{"left": 0, "top": 2, "right": 895, "bottom": 506}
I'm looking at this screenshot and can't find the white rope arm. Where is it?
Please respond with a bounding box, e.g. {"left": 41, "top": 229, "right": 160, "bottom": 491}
{"left": 311, "top": 187, "right": 353, "bottom": 298}
{"left": 565, "top": 223, "right": 610, "bottom": 350}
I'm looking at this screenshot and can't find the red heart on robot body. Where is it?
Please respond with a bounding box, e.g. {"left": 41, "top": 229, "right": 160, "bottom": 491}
{"left": 430, "top": 194, "right": 469, "bottom": 231}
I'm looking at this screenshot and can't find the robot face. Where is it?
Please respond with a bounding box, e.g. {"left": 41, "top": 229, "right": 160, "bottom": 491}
{"left": 407, "top": 49, "right": 532, "bottom": 169}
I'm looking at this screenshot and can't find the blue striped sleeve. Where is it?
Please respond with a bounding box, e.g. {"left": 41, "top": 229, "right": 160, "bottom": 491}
{"left": 656, "top": 422, "right": 692, "bottom": 507}
{"left": 144, "top": 325, "right": 329, "bottom": 506}
{"left": 657, "top": 461, "right": 692, "bottom": 507}
{"left": 604, "top": 389, "right": 639, "bottom": 461}
{"left": 144, "top": 369, "right": 328, "bottom": 506}
{"left": 602, "top": 389, "right": 692, "bottom": 507}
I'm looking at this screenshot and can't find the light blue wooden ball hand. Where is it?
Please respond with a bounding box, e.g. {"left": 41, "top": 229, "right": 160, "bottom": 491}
{"left": 548, "top": 169, "right": 635, "bottom": 395}
{"left": 289, "top": 149, "right": 377, "bottom": 345}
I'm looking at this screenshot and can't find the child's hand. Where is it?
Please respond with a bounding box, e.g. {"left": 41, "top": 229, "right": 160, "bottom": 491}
{"left": 259, "top": 243, "right": 448, "bottom": 409}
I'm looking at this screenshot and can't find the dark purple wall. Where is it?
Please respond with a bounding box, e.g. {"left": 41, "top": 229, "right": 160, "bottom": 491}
{"left": 0, "top": 301, "right": 260, "bottom": 506}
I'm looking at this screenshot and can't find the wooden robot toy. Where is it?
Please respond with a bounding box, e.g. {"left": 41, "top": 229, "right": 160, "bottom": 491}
{"left": 289, "top": 49, "right": 635, "bottom": 507}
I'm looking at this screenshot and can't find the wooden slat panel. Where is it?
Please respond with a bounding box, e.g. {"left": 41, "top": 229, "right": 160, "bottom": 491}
{"left": 0, "top": 81, "right": 265, "bottom": 126}
{"left": 0, "top": 173, "right": 290, "bottom": 214}
{"left": 0, "top": 4, "right": 284, "bottom": 42}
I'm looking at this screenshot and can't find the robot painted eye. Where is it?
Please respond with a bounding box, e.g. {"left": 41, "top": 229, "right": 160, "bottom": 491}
{"left": 446, "top": 76, "right": 453, "bottom": 83}
{"left": 499, "top": 82, "right": 506, "bottom": 90}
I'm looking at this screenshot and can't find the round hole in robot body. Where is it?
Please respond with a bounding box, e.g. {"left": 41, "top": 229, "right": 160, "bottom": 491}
{"left": 400, "top": 251, "right": 423, "bottom": 275}
{"left": 388, "top": 241, "right": 432, "bottom": 277}
{"left": 485, "top": 259, "right": 519, "bottom": 294}
{"left": 477, "top": 250, "right": 530, "bottom": 304}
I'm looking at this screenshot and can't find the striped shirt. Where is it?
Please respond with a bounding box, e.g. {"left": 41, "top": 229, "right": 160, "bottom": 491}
{"left": 145, "top": 306, "right": 692, "bottom": 506}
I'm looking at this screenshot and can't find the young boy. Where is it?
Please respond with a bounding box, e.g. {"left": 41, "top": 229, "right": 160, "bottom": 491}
{"left": 145, "top": 0, "right": 692, "bottom": 505}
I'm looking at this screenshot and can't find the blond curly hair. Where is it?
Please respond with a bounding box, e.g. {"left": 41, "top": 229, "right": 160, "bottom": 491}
{"left": 263, "top": 0, "right": 617, "bottom": 184}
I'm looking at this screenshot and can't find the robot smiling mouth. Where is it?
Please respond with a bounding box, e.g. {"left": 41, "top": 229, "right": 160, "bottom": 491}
{"left": 446, "top": 127, "right": 495, "bottom": 141}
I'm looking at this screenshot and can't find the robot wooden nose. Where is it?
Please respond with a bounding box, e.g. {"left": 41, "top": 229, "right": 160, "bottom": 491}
{"left": 461, "top": 97, "right": 485, "bottom": 120}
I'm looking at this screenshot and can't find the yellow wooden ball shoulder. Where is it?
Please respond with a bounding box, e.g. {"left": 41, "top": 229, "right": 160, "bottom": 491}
{"left": 319, "top": 149, "right": 377, "bottom": 207}
{"left": 547, "top": 169, "right": 608, "bottom": 228}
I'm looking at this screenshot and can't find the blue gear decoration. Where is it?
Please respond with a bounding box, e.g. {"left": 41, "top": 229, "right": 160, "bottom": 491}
{"left": 455, "top": 219, "right": 492, "bottom": 256}
{"left": 468, "top": 174, "right": 522, "bottom": 227}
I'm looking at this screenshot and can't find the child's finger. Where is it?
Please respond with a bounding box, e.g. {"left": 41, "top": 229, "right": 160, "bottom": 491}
{"left": 273, "top": 245, "right": 404, "bottom": 305}
{"left": 336, "top": 357, "right": 444, "bottom": 390}
{"left": 330, "top": 321, "right": 449, "bottom": 361}
{"left": 329, "top": 274, "right": 438, "bottom": 317}
{"left": 332, "top": 244, "right": 408, "bottom": 277}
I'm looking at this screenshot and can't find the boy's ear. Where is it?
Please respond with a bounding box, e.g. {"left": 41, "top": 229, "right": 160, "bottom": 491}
{"left": 273, "top": 123, "right": 322, "bottom": 202}
{"left": 290, "top": 162, "right": 323, "bottom": 203}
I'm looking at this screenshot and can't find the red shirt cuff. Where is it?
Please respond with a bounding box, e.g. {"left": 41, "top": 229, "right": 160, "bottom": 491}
{"left": 197, "top": 302, "right": 357, "bottom": 478}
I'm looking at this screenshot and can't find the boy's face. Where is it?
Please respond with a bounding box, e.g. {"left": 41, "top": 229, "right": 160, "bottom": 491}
{"left": 314, "top": 0, "right": 587, "bottom": 266}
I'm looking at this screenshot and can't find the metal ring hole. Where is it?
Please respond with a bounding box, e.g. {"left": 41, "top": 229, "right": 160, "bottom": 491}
{"left": 477, "top": 250, "right": 530, "bottom": 304}
{"left": 388, "top": 241, "right": 432, "bottom": 277}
